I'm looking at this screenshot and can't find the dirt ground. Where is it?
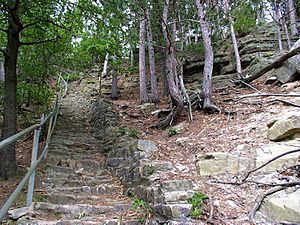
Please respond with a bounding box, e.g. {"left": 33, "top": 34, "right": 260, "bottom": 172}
{"left": 108, "top": 74, "right": 300, "bottom": 224}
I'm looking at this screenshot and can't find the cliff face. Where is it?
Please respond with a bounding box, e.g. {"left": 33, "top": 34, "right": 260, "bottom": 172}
{"left": 183, "top": 22, "right": 299, "bottom": 87}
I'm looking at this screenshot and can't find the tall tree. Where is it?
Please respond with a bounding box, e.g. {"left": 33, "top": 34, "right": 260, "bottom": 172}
{"left": 287, "top": 0, "right": 298, "bottom": 36}
{"left": 195, "top": 0, "right": 218, "bottom": 112}
{"left": 222, "top": 0, "right": 242, "bottom": 79}
{"left": 0, "top": 0, "right": 83, "bottom": 179}
{"left": 159, "top": 0, "right": 184, "bottom": 128}
{"left": 139, "top": 13, "right": 149, "bottom": 104}
{"left": 146, "top": 7, "right": 159, "bottom": 103}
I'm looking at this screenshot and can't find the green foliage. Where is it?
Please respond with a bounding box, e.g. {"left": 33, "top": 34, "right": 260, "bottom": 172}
{"left": 131, "top": 197, "right": 152, "bottom": 224}
{"left": 185, "top": 43, "right": 205, "bottom": 57}
{"left": 62, "top": 72, "right": 82, "bottom": 82}
{"left": 118, "top": 65, "right": 138, "bottom": 76}
{"left": 167, "top": 127, "right": 179, "bottom": 136}
{"left": 188, "top": 192, "right": 208, "bottom": 219}
{"left": 17, "top": 82, "right": 55, "bottom": 107}
{"left": 231, "top": 2, "right": 257, "bottom": 34}
{"left": 119, "top": 126, "right": 139, "bottom": 138}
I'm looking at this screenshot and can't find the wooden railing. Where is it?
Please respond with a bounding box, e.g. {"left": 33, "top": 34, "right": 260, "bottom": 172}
{"left": 0, "top": 74, "right": 67, "bottom": 222}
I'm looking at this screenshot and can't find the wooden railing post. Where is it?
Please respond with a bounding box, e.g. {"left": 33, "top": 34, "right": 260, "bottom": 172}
{"left": 26, "top": 114, "right": 44, "bottom": 207}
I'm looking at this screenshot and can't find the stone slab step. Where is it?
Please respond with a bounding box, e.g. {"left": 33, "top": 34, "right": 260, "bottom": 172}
{"left": 45, "top": 159, "right": 106, "bottom": 171}
{"left": 43, "top": 176, "right": 114, "bottom": 188}
{"left": 44, "top": 164, "right": 105, "bottom": 175}
{"left": 17, "top": 217, "right": 139, "bottom": 225}
{"left": 33, "top": 202, "right": 130, "bottom": 219}
{"left": 48, "top": 184, "right": 122, "bottom": 195}
{"left": 47, "top": 147, "right": 100, "bottom": 156}
{"left": 44, "top": 193, "right": 130, "bottom": 205}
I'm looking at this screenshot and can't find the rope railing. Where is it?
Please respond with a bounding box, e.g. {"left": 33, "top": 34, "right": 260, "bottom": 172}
{"left": 0, "top": 74, "right": 67, "bottom": 222}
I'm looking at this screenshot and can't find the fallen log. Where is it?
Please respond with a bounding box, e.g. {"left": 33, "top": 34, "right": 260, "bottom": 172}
{"left": 243, "top": 46, "right": 300, "bottom": 83}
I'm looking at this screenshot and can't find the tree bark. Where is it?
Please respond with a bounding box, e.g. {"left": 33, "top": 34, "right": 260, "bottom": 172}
{"left": 0, "top": 6, "right": 21, "bottom": 180}
{"left": 146, "top": 8, "right": 159, "bottom": 103}
{"left": 243, "top": 46, "right": 300, "bottom": 83}
{"left": 158, "top": 0, "right": 184, "bottom": 128}
{"left": 111, "top": 67, "right": 118, "bottom": 99}
{"left": 195, "top": 0, "right": 217, "bottom": 111}
{"left": 101, "top": 53, "right": 109, "bottom": 78}
{"left": 287, "top": 0, "right": 298, "bottom": 36}
{"left": 223, "top": 0, "right": 242, "bottom": 79}
{"left": 139, "top": 14, "right": 149, "bottom": 104}
{"left": 274, "top": 0, "right": 283, "bottom": 52}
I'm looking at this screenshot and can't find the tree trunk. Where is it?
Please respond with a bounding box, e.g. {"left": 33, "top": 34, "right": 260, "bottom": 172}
{"left": 274, "top": 0, "right": 283, "bottom": 52}
{"left": 158, "top": 0, "right": 184, "bottom": 128}
{"left": 101, "top": 53, "right": 109, "bottom": 78}
{"left": 0, "top": 10, "right": 21, "bottom": 180}
{"left": 146, "top": 8, "right": 159, "bottom": 103}
{"left": 111, "top": 67, "right": 118, "bottom": 99}
{"left": 223, "top": 0, "right": 242, "bottom": 79}
{"left": 287, "top": 0, "right": 298, "bottom": 36}
{"left": 195, "top": 0, "right": 218, "bottom": 111}
{"left": 139, "top": 14, "right": 149, "bottom": 104}
{"left": 282, "top": 18, "right": 292, "bottom": 49}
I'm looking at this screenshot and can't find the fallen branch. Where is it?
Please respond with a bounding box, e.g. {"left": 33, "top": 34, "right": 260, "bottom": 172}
{"left": 243, "top": 46, "right": 300, "bottom": 83}
{"left": 248, "top": 186, "right": 285, "bottom": 222}
{"left": 207, "top": 195, "right": 214, "bottom": 224}
{"left": 267, "top": 99, "right": 300, "bottom": 108}
{"left": 249, "top": 181, "right": 300, "bottom": 222}
{"left": 242, "top": 149, "right": 300, "bottom": 182}
{"left": 238, "top": 93, "right": 300, "bottom": 99}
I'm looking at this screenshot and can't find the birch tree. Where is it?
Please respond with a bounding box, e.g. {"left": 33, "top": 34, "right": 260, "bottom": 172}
{"left": 223, "top": 0, "right": 242, "bottom": 79}
{"left": 287, "top": 0, "right": 298, "bottom": 36}
{"left": 195, "top": 0, "right": 219, "bottom": 112}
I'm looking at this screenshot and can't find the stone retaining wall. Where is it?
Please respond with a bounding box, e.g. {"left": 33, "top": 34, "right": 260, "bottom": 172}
{"left": 89, "top": 99, "right": 198, "bottom": 224}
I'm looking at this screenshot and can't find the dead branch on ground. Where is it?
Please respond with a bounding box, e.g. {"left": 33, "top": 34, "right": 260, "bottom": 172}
{"left": 238, "top": 93, "right": 300, "bottom": 99}
{"left": 266, "top": 99, "right": 300, "bottom": 108}
{"left": 242, "top": 149, "right": 300, "bottom": 182}
{"left": 248, "top": 186, "right": 285, "bottom": 222}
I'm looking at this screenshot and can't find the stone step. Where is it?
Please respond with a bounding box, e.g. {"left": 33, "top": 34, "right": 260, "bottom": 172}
{"left": 44, "top": 164, "right": 105, "bottom": 175}
{"left": 47, "top": 146, "right": 100, "bottom": 156}
{"left": 33, "top": 202, "right": 130, "bottom": 219}
{"left": 44, "top": 193, "right": 130, "bottom": 205}
{"left": 46, "top": 158, "right": 106, "bottom": 171}
{"left": 17, "top": 217, "right": 139, "bottom": 225}
{"left": 48, "top": 184, "right": 122, "bottom": 195}
{"left": 43, "top": 176, "right": 115, "bottom": 189}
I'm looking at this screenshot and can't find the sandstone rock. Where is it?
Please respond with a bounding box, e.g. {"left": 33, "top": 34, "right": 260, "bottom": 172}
{"left": 196, "top": 152, "right": 255, "bottom": 176}
{"left": 267, "top": 111, "right": 300, "bottom": 141}
{"left": 273, "top": 39, "right": 300, "bottom": 83}
{"left": 160, "top": 180, "right": 195, "bottom": 192}
{"left": 154, "top": 203, "right": 192, "bottom": 219}
{"left": 137, "top": 139, "right": 158, "bottom": 158}
{"left": 137, "top": 103, "right": 155, "bottom": 114}
{"left": 261, "top": 188, "right": 300, "bottom": 223}
{"left": 256, "top": 142, "right": 300, "bottom": 172}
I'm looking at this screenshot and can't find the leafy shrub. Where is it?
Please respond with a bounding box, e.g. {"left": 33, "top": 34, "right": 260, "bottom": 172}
{"left": 131, "top": 197, "right": 152, "bottom": 223}
{"left": 188, "top": 192, "right": 208, "bottom": 219}
{"left": 119, "top": 126, "right": 139, "bottom": 138}
{"left": 62, "top": 72, "right": 81, "bottom": 82}
{"left": 167, "top": 127, "right": 178, "bottom": 136}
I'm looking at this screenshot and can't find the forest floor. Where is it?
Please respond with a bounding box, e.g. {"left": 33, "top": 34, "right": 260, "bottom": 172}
{"left": 1, "top": 70, "right": 299, "bottom": 224}
{"left": 103, "top": 72, "right": 300, "bottom": 224}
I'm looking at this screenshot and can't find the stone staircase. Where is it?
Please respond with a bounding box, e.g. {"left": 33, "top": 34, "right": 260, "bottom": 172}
{"left": 17, "top": 85, "right": 138, "bottom": 225}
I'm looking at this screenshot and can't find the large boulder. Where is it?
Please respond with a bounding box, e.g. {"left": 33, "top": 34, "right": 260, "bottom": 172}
{"left": 261, "top": 189, "right": 300, "bottom": 223}
{"left": 256, "top": 142, "right": 300, "bottom": 172}
{"left": 267, "top": 111, "right": 300, "bottom": 141}
{"left": 273, "top": 39, "right": 300, "bottom": 83}
{"left": 196, "top": 152, "right": 255, "bottom": 176}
